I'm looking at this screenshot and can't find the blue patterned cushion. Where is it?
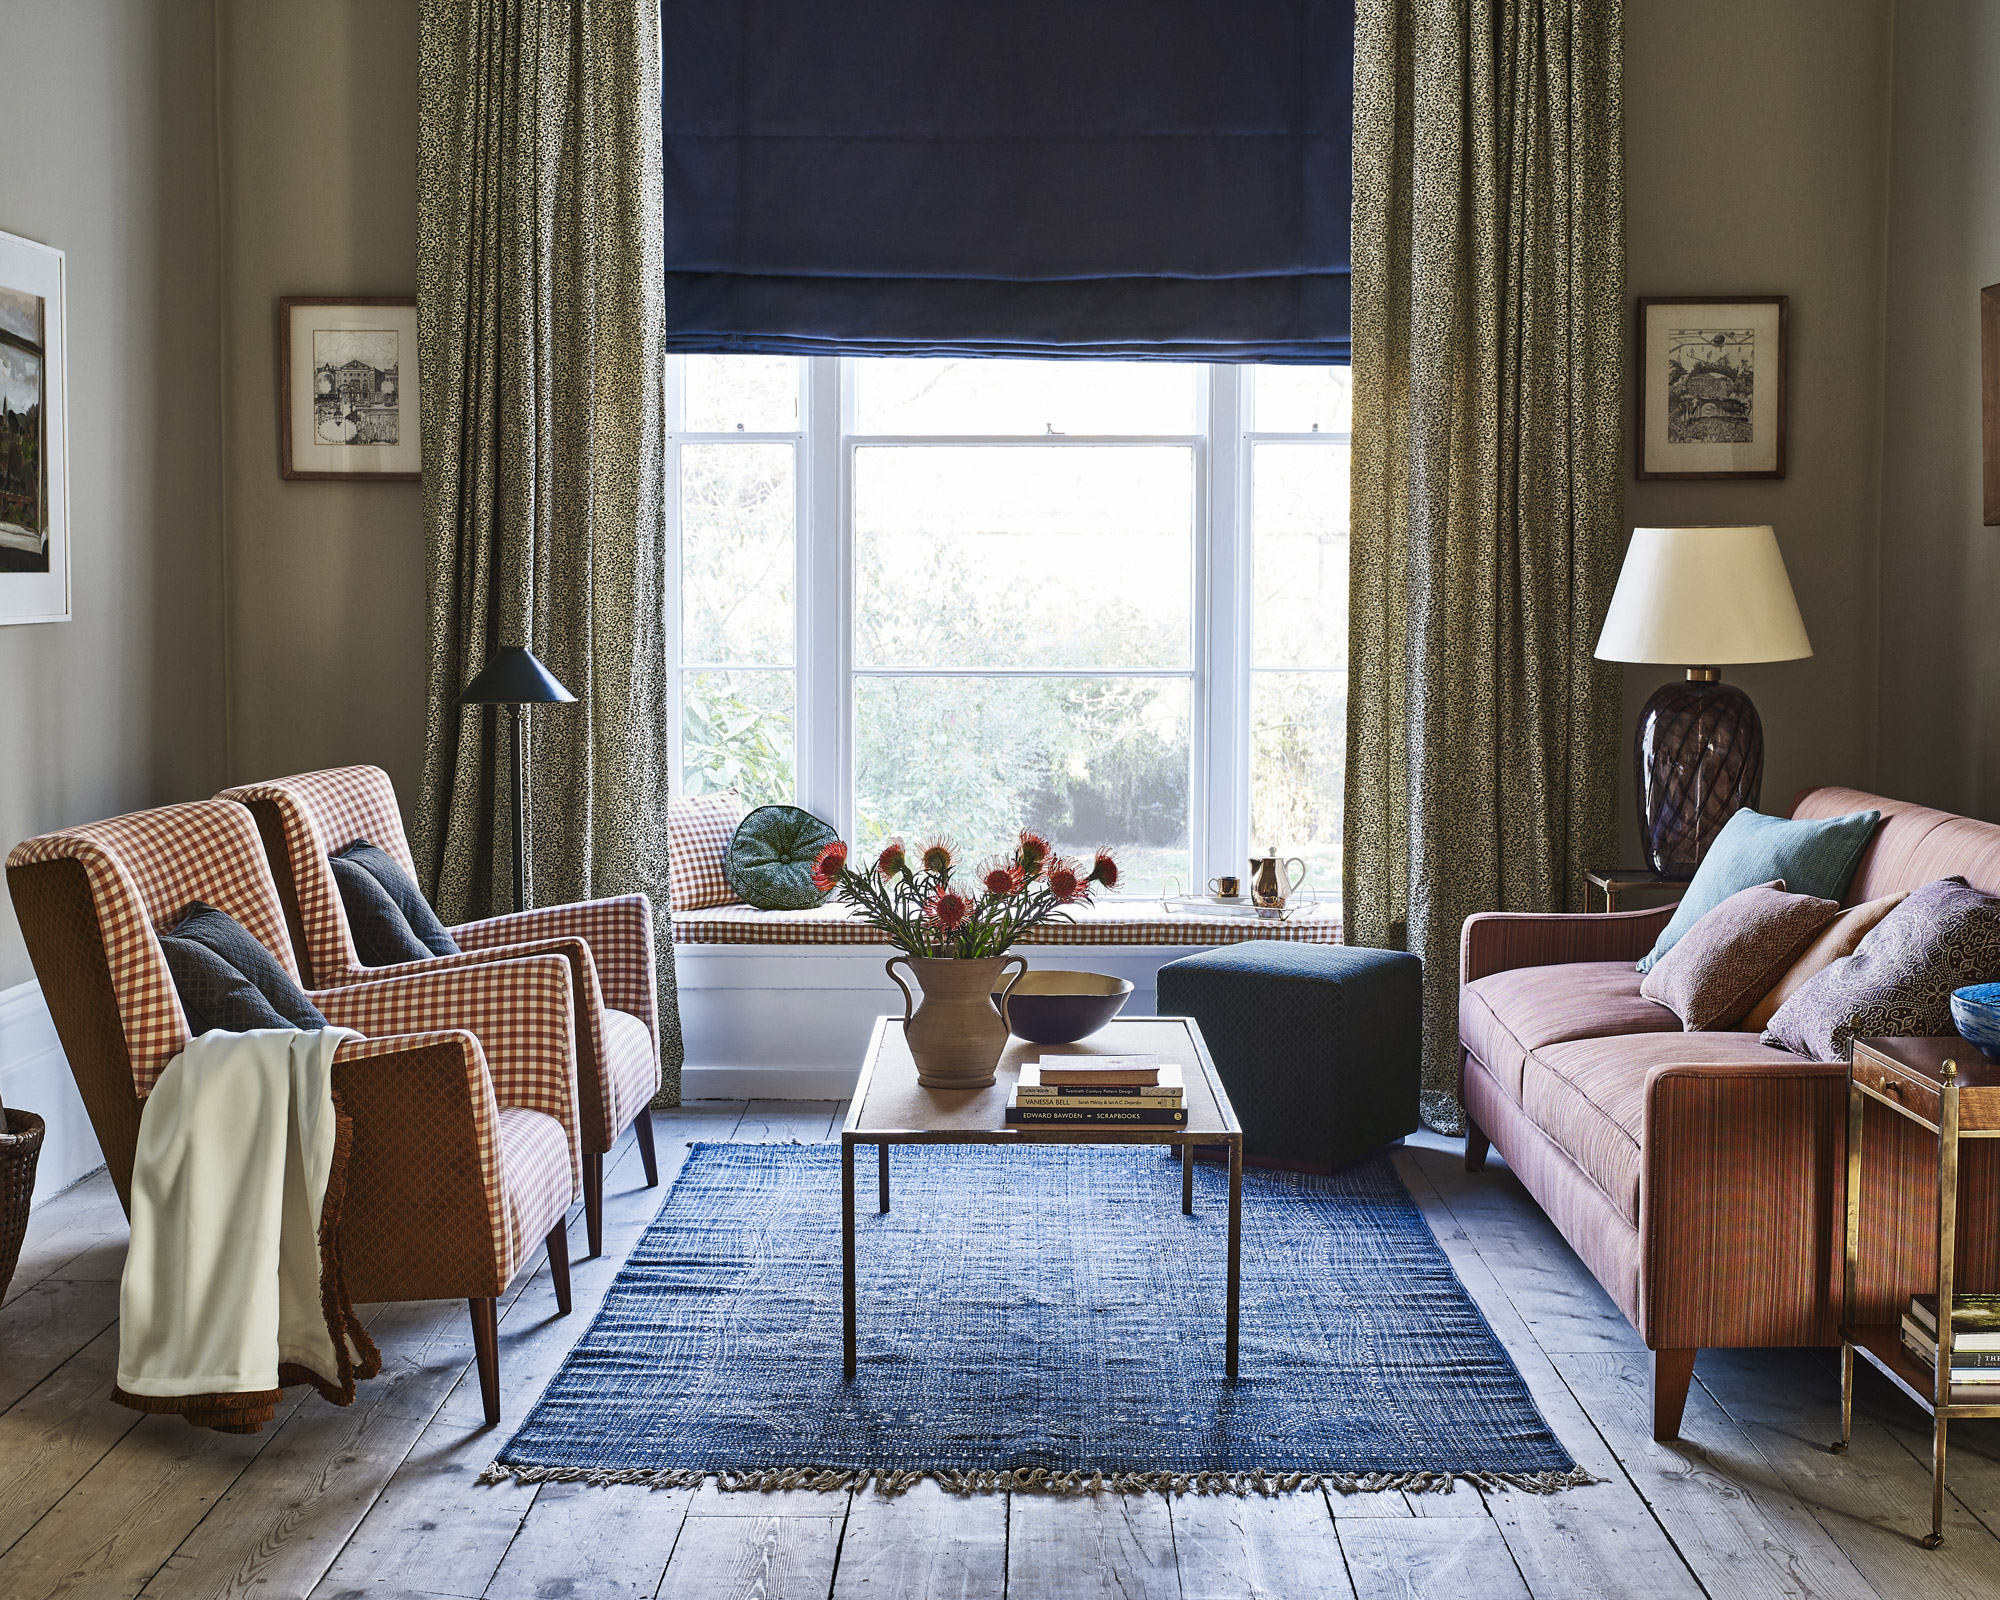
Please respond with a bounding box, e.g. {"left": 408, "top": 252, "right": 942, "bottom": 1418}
{"left": 1638, "top": 807, "right": 1882, "bottom": 974}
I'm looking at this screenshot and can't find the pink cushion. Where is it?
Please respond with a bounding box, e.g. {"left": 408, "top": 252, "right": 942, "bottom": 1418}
{"left": 1638, "top": 881, "right": 1840, "bottom": 1031}
{"left": 1460, "top": 961, "right": 1680, "bottom": 1103}
{"left": 1524, "top": 1032, "right": 1805, "bottom": 1223}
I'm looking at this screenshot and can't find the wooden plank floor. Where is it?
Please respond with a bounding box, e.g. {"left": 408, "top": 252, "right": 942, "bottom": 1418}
{"left": 2, "top": 1107, "right": 1996, "bottom": 1598}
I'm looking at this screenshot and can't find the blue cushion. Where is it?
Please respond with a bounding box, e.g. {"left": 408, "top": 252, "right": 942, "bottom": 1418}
{"left": 159, "top": 902, "right": 328, "bottom": 1036}
{"left": 1637, "top": 807, "right": 1883, "bottom": 973}
{"left": 331, "top": 840, "right": 460, "bottom": 963}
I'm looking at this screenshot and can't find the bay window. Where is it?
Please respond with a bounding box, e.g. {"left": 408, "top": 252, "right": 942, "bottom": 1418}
{"left": 668, "top": 357, "right": 1349, "bottom": 904}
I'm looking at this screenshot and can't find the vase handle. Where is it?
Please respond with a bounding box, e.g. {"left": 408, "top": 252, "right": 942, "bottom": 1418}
{"left": 885, "top": 955, "right": 917, "bottom": 1029}
{"left": 996, "top": 955, "right": 1030, "bottom": 1039}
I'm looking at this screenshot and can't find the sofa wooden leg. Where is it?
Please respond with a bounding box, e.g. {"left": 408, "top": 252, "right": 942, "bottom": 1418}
{"left": 1465, "top": 1117, "right": 1490, "bottom": 1173}
{"left": 546, "top": 1221, "right": 572, "bottom": 1316}
{"left": 583, "top": 1152, "right": 604, "bottom": 1258}
{"left": 634, "top": 1109, "right": 659, "bottom": 1188}
{"left": 1651, "top": 1347, "right": 1697, "bottom": 1441}
{"left": 470, "top": 1297, "right": 500, "bottom": 1426}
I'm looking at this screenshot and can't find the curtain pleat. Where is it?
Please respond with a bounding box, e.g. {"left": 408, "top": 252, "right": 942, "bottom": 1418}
{"left": 1346, "top": 0, "right": 1624, "bottom": 1130}
{"left": 416, "top": 0, "right": 684, "bottom": 1102}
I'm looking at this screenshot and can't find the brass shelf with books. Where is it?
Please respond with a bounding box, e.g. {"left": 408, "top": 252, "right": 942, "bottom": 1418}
{"left": 1837, "top": 1037, "right": 2000, "bottom": 1551}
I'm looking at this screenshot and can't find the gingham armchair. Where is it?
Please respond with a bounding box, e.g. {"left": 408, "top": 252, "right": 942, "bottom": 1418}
{"left": 218, "top": 766, "right": 660, "bottom": 1257}
{"left": 5, "top": 800, "right": 582, "bottom": 1426}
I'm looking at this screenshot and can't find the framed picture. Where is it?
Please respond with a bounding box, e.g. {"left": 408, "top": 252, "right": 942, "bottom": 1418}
{"left": 1636, "top": 296, "right": 1788, "bottom": 480}
{"left": 1982, "top": 282, "right": 1998, "bottom": 526}
{"left": 279, "top": 296, "right": 421, "bottom": 481}
{"left": 0, "top": 228, "right": 69, "bottom": 626}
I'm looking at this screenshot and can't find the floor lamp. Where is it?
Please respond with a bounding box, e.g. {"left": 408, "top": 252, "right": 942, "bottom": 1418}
{"left": 460, "top": 645, "right": 577, "bottom": 912}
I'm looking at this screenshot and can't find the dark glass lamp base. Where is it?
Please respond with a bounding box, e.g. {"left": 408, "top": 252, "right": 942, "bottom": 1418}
{"left": 1635, "top": 676, "right": 1764, "bottom": 876}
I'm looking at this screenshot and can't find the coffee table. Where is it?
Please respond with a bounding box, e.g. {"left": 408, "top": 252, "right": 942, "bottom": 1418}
{"left": 840, "top": 1014, "right": 1245, "bottom": 1380}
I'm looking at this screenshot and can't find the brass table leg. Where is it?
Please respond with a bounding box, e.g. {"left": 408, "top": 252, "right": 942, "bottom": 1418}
{"left": 1226, "top": 1136, "right": 1243, "bottom": 1378}
{"left": 1927, "top": 1068, "right": 1962, "bottom": 1549}
{"left": 878, "top": 1142, "right": 890, "bottom": 1214}
{"left": 1182, "top": 1140, "right": 1195, "bottom": 1216}
{"left": 842, "top": 1136, "right": 857, "bottom": 1382}
{"left": 1836, "top": 1076, "right": 1864, "bottom": 1453}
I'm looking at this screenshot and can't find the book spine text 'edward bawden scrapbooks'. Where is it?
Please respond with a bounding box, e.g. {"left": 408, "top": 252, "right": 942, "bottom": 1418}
{"left": 1004, "top": 1107, "right": 1188, "bottom": 1126}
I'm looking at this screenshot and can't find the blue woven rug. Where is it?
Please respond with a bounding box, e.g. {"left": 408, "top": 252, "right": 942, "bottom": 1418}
{"left": 484, "top": 1143, "right": 1588, "bottom": 1494}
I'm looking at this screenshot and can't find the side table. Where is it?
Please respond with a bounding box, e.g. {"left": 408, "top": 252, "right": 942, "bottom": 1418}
{"left": 1583, "top": 865, "right": 1693, "bottom": 913}
{"left": 1836, "top": 1036, "right": 2000, "bottom": 1549}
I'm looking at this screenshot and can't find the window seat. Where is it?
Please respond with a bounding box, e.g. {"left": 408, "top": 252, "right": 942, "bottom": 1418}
{"left": 672, "top": 899, "right": 1343, "bottom": 947}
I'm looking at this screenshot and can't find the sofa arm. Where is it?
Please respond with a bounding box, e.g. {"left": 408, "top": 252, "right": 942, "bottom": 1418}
{"left": 331, "top": 1031, "right": 511, "bottom": 1302}
{"left": 452, "top": 895, "right": 657, "bottom": 1036}
{"left": 1460, "top": 904, "right": 1677, "bottom": 985}
{"left": 315, "top": 955, "right": 580, "bottom": 1189}
{"left": 1641, "top": 1060, "right": 1850, "bottom": 1351}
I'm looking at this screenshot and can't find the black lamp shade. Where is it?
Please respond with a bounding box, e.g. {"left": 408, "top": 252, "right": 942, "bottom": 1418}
{"left": 460, "top": 645, "right": 576, "bottom": 706}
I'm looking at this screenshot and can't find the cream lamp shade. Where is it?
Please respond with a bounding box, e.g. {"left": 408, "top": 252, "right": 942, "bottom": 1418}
{"left": 1595, "top": 525, "right": 1812, "bottom": 666}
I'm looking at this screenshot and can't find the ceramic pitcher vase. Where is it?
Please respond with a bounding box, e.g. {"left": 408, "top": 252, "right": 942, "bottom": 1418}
{"left": 886, "top": 954, "right": 1029, "bottom": 1089}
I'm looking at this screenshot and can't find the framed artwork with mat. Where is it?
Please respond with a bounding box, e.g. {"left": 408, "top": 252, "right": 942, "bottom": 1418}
{"left": 279, "top": 296, "right": 421, "bottom": 481}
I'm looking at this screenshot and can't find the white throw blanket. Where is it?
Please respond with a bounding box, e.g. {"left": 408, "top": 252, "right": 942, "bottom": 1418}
{"left": 115, "top": 1027, "right": 378, "bottom": 1432}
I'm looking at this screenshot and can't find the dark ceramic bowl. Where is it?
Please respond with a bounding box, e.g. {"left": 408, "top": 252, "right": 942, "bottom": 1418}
{"left": 991, "top": 969, "right": 1134, "bottom": 1045}
{"left": 1950, "top": 984, "right": 2000, "bottom": 1062}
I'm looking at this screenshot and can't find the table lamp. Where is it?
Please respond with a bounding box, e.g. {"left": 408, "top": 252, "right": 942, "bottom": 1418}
{"left": 460, "top": 645, "right": 576, "bottom": 912}
{"left": 1595, "top": 526, "right": 1812, "bottom": 875}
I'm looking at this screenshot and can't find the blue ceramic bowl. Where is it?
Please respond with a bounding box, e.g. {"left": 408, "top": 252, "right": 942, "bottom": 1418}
{"left": 990, "top": 970, "right": 1134, "bottom": 1045}
{"left": 1949, "top": 984, "right": 2000, "bottom": 1062}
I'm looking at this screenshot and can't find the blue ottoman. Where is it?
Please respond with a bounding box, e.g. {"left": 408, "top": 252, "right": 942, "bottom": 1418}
{"left": 1156, "top": 943, "right": 1422, "bottom": 1170}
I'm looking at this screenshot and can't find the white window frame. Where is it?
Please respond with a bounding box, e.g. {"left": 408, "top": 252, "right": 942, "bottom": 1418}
{"left": 666, "top": 356, "right": 1350, "bottom": 898}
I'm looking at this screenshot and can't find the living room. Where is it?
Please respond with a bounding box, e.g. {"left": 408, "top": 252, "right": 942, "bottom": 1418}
{"left": 0, "top": 0, "right": 1997, "bottom": 1595}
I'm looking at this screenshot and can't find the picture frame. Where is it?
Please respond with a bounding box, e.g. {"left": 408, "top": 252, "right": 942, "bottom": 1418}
{"left": 279, "top": 296, "right": 421, "bottom": 481}
{"left": 1982, "top": 282, "right": 1998, "bottom": 526}
{"left": 1636, "top": 296, "right": 1788, "bottom": 480}
{"left": 0, "top": 228, "right": 70, "bottom": 626}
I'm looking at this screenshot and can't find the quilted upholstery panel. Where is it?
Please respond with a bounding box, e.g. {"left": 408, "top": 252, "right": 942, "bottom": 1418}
{"left": 6, "top": 802, "right": 295, "bottom": 1097}
{"left": 1460, "top": 961, "right": 1679, "bottom": 1103}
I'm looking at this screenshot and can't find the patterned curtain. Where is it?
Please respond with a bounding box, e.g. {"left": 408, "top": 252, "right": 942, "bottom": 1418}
{"left": 415, "top": 0, "right": 684, "bottom": 1100}
{"left": 1345, "top": 0, "right": 1624, "bottom": 1131}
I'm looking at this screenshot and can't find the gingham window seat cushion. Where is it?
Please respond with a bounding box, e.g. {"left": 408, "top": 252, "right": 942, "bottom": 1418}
{"left": 672, "top": 899, "right": 1343, "bottom": 947}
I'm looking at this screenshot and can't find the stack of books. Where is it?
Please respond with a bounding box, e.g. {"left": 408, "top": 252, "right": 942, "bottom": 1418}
{"left": 1899, "top": 1293, "right": 2000, "bottom": 1389}
{"left": 1003, "top": 1055, "right": 1187, "bottom": 1128}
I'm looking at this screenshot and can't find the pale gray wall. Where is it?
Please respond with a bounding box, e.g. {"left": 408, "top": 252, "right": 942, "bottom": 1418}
{"left": 0, "top": 0, "right": 227, "bottom": 990}
{"left": 1621, "top": 0, "right": 1894, "bottom": 862}
{"left": 217, "top": 0, "right": 427, "bottom": 802}
{"left": 1876, "top": 0, "right": 2000, "bottom": 818}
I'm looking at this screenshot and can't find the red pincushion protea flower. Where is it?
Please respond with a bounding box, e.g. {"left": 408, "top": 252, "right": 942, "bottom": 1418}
{"left": 983, "top": 862, "right": 1026, "bottom": 898}
{"left": 1016, "top": 831, "right": 1052, "bottom": 876}
{"left": 811, "top": 840, "right": 850, "bottom": 893}
{"left": 921, "top": 840, "right": 954, "bottom": 876}
{"left": 875, "top": 839, "right": 908, "bottom": 878}
{"left": 1089, "top": 850, "right": 1119, "bottom": 890}
{"left": 928, "top": 886, "right": 973, "bottom": 932}
{"left": 1045, "top": 857, "right": 1085, "bottom": 902}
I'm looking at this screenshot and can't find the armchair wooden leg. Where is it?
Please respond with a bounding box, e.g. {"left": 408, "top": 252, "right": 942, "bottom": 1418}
{"left": 1651, "top": 1347, "right": 1697, "bottom": 1441}
{"left": 634, "top": 1109, "right": 659, "bottom": 1188}
{"left": 546, "top": 1222, "right": 572, "bottom": 1316}
{"left": 1465, "top": 1117, "right": 1490, "bottom": 1173}
{"left": 469, "top": 1297, "right": 500, "bottom": 1426}
{"left": 583, "top": 1152, "right": 604, "bottom": 1258}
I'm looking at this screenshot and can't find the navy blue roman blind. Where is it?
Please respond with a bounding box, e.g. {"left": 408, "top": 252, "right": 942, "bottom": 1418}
{"left": 660, "top": 2, "right": 1355, "bottom": 362}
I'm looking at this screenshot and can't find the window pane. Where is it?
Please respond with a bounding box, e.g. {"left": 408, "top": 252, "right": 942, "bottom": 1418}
{"left": 681, "top": 443, "right": 794, "bottom": 665}
{"left": 1251, "top": 365, "right": 1352, "bottom": 434}
{"left": 854, "top": 675, "right": 1190, "bottom": 896}
{"left": 1252, "top": 442, "right": 1348, "bottom": 670}
{"left": 854, "top": 446, "right": 1192, "bottom": 668}
{"left": 681, "top": 669, "right": 794, "bottom": 806}
{"left": 855, "top": 358, "right": 1197, "bottom": 436}
{"left": 1251, "top": 670, "right": 1345, "bottom": 900}
{"left": 684, "top": 354, "right": 798, "bottom": 433}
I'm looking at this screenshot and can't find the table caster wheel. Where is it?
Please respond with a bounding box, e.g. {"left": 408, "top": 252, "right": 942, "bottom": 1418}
{"left": 1829, "top": 1441, "right": 1847, "bottom": 1454}
{"left": 1922, "top": 1532, "right": 1945, "bottom": 1550}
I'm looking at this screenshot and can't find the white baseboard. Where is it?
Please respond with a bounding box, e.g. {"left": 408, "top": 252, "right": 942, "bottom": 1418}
{"left": 0, "top": 979, "right": 104, "bottom": 1202}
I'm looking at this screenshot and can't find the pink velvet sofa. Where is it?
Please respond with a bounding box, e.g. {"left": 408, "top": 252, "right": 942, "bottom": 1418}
{"left": 1459, "top": 786, "right": 2000, "bottom": 1439}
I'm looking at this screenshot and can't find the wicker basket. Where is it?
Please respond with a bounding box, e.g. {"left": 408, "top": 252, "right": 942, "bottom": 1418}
{"left": 0, "top": 1108, "right": 46, "bottom": 1302}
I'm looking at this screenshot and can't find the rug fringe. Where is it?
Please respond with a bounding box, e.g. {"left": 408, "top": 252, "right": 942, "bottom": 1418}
{"left": 475, "top": 1462, "right": 1599, "bottom": 1497}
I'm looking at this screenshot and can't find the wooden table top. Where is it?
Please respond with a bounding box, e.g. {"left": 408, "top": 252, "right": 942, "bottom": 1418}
{"left": 1852, "top": 1036, "right": 2000, "bottom": 1133}
{"left": 844, "top": 1015, "right": 1240, "bottom": 1143}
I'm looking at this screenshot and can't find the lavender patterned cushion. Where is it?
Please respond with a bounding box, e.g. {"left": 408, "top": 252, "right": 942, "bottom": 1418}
{"left": 1639, "top": 881, "right": 1840, "bottom": 1032}
{"left": 1762, "top": 876, "right": 2000, "bottom": 1061}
